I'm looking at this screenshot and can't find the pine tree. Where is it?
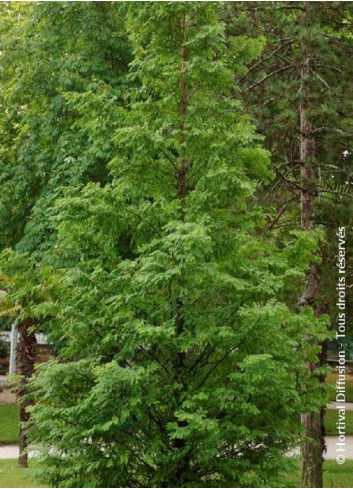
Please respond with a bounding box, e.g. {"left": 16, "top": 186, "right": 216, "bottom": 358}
{"left": 223, "top": 2, "right": 353, "bottom": 486}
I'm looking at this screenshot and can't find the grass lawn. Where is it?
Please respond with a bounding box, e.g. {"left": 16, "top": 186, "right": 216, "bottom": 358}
{"left": 281, "top": 459, "right": 353, "bottom": 488}
{"left": 0, "top": 458, "right": 352, "bottom": 488}
{"left": 0, "top": 404, "right": 19, "bottom": 445}
{"left": 327, "top": 372, "right": 353, "bottom": 402}
{"left": 325, "top": 409, "right": 353, "bottom": 435}
{"left": 0, "top": 459, "right": 44, "bottom": 488}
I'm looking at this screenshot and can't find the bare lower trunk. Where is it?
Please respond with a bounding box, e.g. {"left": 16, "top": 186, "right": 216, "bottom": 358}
{"left": 301, "top": 411, "right": 323, "bottom": 488}
{"left": 18, "top": 422, "right": 28, "bottom": 468}
{"left": 16, "top": 319, "right": 37, "bottom": 468}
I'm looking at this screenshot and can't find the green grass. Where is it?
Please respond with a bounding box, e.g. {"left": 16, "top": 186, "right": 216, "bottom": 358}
{"left": 326, "top": 372, "right": 353, "bottom": 403}
{"left": 0, "top": 459, "right": 44, "bottom": 488}
{"left": 325, "top": 409, "right": 353, "bottom": 435}
{"left": 281, "top": 459, "right": 353, "bottom": 488}
{"left": 327, "top": 382, "right": 353, "bottom": 403}
{"left": 323, "top": 460, "right": 353, "bottom": 489}
{"left": 0, "top": 458, "right": 352, "bottom": 489}
{"left": 0, "top": 404, "right": 19, "bottom": 445}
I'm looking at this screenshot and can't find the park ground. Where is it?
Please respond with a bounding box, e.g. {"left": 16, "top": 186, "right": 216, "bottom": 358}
{"left": 0, "top": 459, "right": 353, "bottom": 488}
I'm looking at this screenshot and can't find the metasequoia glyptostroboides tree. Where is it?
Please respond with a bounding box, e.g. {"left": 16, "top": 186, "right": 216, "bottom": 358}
{"left": 28, "top": 4, "right": 326, "bottom": 487}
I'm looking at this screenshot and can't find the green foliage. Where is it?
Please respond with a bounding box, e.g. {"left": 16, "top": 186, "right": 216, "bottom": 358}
{"left": 0, "top": 2, "right": 339, "bottom": 488}
{"left": 0, "top": 2, "right": 130, "bottom": 257}
{"left": 0, "top": 340, "right": 9, "bottom": 359}
{"left": 223, "top": 1, "right": 353, "bottom": 322}
{"left": 22, "top": 3, "right": 328, "bottom": 487}
{"left": 0, "top": 1, "right": 131, "bottom": 339}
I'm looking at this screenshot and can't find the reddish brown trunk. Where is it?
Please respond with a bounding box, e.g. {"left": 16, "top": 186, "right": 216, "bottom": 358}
{"left": 299, "top": 74, "right": 315, "bottom": 233}
{"left": 178, "top": 12, "right": 187, "bottom": 201}
{"left": 299, "top": 5, "right": 323, "bottom": 488}
{"left": 298, "top": 58, "right": 319, "bottom": 308}
{"left": 298, "top": 49, "right": 319, "bottom": 308}
{"left": 16, "top": 319, "right": 37, "bottom": 468}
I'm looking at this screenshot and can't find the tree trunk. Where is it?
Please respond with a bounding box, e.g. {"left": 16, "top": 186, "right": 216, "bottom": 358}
{"left": 178, "top": 11, "right": 188, "bottom": 202}
{"left": 299, "top": 5, "right": 323, "bottom": 487}
{"left": 168, "top": 13, "right": 192, "bottom": 487}
{"left": 301, "top": 411, "right": 323, "bottom": 488}
{"left": 16, "top": 319, "right": 37, "bottom": 468}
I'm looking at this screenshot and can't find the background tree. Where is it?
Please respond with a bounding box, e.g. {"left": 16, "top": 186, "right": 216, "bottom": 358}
{"left": 0, "top": 0, "right": 130, "bottom": 466}
{"left": 222, "top": 2, "right": 353, "bottom": 486}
